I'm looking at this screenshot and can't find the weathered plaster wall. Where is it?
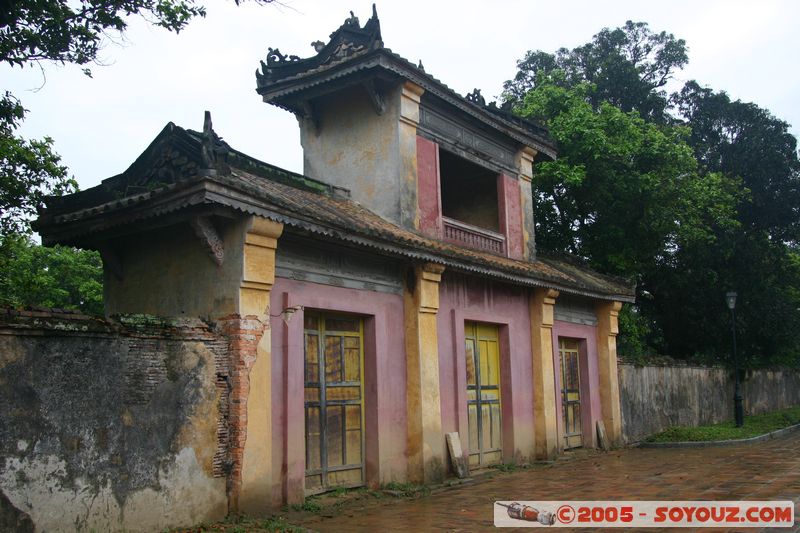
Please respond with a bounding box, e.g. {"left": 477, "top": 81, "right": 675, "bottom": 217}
{"left": 104, "top": 218, "right": 246, "bottom": 319}
{"left": 437, "top": 273, "right": 535, "bottom": 465}
{"left": 270, "top": 275, "right": 407, "bottom": 502}
{"left": 0, "top": 309, "right": 228, "bottom": 532}
{"left": 300, "top": 84, "right": 408, "bottom": 227}
{"left": 619, "top": 363, "right": 800, "bottom": 443}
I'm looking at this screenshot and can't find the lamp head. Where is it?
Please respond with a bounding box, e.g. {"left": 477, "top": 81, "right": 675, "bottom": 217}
{"left": 726, "top": 291, "right": 737, "bottom": 310}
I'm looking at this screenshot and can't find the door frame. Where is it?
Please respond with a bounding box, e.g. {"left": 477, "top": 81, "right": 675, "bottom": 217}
{"left": 551, "top": 321, "right": 600, "bottom": 450}
{"left": 464, "top": 321, "right": 503, "bottom": 467}
{"left": 558, "top": 337, "right": 584, "bottom": 449}
{"left": 275, "top": 283, "right": 404, "bottom": 504}
{"left": 451, "top": 310, "right": 516, "bottom": 467}
{"left": 303, "top": 311, "right": 366, "bottom": 494}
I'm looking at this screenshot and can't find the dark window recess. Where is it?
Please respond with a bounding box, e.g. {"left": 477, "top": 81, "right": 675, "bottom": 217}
{"left": 439, "top": 150, "right": 499, "bottom": 232}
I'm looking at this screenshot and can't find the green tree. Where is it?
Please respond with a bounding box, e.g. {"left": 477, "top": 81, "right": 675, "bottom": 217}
{"left": 0, "top": 233, "right": 103, "bottom": 315}
{"left": 654, "top": 82, "right": 800, "bottom": 365}
{"left": 0, "top": 92, "right": 75, "bottom": 235}
{"left": 504, "top": 21, "right": 688, "bottom": 122}
{"left": 674, "top": 81, "right": 800, "bottom": 244}
{"left": 507, "top": 22, "right": 800, "bottom": 367}
{"left": 0, "top": 0, "right": 211, "bottom": 68}
{"left": 520, "top": 75, "right": 740, "bottom": 278}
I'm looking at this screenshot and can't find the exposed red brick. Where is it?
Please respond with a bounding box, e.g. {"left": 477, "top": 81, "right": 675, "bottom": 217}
{"left": 216, "top": 314, "right": 268, "bottom": 515}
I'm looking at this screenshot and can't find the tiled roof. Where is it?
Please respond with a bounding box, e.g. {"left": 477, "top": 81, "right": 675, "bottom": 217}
{"left": 36, "top": 122, "right": 634, "bottom": 302}
{"left": 214, "top": 168, "right": 634, "bottom": 299}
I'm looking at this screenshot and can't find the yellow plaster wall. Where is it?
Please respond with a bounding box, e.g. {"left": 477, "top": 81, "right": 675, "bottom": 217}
{"left": 516, "top": 146, "right": 537, "bottom": 261}
{"left": 104, "top": 214, "right": 284, "bottom": 514}
{"left": 399, "top": 82, "right": 424, "bottom": 230}
{"left": 530, "top": 288, "right": 560, "bottom": 459}
{"left": 103, "top": 219, "right": 246, "bottom": 319}
{"left": 238, "top": 217, "right": 283, "bottom": 514}
{"left": 299, "top": 84, "right": 405, "bottom": 225}
{"left": 596, "top": 300, "right": 623, "bottom": 446}
{"left": 404, "top": 263, "right": 445, "bottom": 484}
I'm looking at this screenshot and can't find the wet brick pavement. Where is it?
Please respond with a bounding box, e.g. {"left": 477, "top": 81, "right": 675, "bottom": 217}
{"left": 294, "top": 433, "right": 800, "bottom": 532}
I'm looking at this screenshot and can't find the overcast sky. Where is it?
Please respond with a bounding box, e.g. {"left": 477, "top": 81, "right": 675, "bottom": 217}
{"left": 4, "top": 0, "right": 799, "bottom": 191}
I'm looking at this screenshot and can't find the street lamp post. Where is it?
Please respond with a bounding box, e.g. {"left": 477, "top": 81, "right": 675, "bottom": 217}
{"left": 726, "top": 291, "right": 744, "bottom": 428}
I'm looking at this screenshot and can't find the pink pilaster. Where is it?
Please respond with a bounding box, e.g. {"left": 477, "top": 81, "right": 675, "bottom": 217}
{"left": 417, "top": 136, "right": 442, "bottom": 237}
{"left": 497, "top": 173, "right": 524, "bottom": 260}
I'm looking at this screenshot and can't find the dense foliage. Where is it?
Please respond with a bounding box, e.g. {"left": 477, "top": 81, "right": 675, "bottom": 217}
{"left": 504, "top": 21, "right": 688, "bottom": 122}
{"left": 0, "top": 93, "right": 75, "bottom": 235}
{"left": 508, "top": 21, "right": 800, "bottom": 367}
{"left": 0, "top": 234, "right": 103, "bottom": 315}
{"left": 0, "top": 0, "right": 208, "bottom": 68}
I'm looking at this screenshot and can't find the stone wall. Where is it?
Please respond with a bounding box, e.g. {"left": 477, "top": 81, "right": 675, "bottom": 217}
{"left": 619, "top": 362, "right": 800, "bottom": 443}
{"left": 0, "top": 309, "right": 231, "bottom": 532}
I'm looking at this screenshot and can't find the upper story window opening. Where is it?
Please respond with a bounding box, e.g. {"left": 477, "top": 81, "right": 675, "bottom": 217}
{"left": 439, "top": 149, "right": 499, "bottom": 232}
{"left": 438, "top": 148, "right": 506, "bottom": 256}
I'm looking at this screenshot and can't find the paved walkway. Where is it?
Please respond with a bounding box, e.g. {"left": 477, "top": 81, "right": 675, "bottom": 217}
{"left": 292, "top": 433, "right": 800, "bottom": 532}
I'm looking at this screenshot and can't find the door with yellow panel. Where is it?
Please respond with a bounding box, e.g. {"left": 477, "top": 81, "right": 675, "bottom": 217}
{"left": 465, "top": 322, "right": 502, "bottom": 467}
{"left": 558, "top": 338, "right": 583, "bottom": 449}
{"left": 303, "top": 313, "right": 365, "bottom": 494}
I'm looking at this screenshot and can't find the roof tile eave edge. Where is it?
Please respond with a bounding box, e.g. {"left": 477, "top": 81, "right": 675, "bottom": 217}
{"left": 37, "top": 185, "right": 212, "bottom": 245}
{"left": 201, "top": 186, "right": 634, "bottom": 302}
{"left": 258, "top": 49, "right": 557, "bottom": 158}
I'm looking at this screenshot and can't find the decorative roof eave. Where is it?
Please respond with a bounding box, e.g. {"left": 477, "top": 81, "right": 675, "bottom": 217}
{"left": 257, "top": 50, "right": 557, "bottom": 158}
{"left": 200, "top": 180, "right": 632, "bottom": 302}
{"left": 256, "top": 4, "right": 383, "bottom": 86}
{"left": 36, "top": 180, "right": 212, "bottom": 246}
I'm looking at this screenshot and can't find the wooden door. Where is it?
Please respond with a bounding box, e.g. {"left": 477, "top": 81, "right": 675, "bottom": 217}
{"left": 465, "top": 322, "right": 502, "bottom": 467}
{"left": 303, "top": 313, "right": 365, "bottom": 493}
{"left": 559, "top": 338, "right": 583, "bottom": 449}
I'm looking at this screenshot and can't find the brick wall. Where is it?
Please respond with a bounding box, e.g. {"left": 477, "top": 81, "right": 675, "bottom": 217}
{"left": 216, "top": 314, "right": 267, "bottom": 512}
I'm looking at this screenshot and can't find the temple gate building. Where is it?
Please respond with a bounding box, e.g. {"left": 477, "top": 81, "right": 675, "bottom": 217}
{"left": 36, "top": 6, "right": 634, "bottom": 515}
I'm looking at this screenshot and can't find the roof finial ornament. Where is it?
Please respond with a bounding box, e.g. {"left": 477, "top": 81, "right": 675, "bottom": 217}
{"left": 344, "top": 10, "right": 359, "bottom": 27}
{"left": 417, "top": 60, "right": 425, "bottom": 71}
{"left": 256, "top": 5, "right": 383, "bottom": 87}
{"left": 200, "top": 110, "right": 231, "bottom": 177}
{"left": 466, "top": 88, "right": 486, "bottom": 106}
{"left": 201, "top": 111, "right": 218, "bottom": 177}
{"left": 266, "top": 47, "right": 300, "bottom": 66}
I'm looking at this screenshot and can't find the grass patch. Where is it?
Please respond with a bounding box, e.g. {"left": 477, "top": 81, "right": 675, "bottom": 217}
{"left": 289, "top": 497, "right": 321, "bottom": 513}
{"left": 491, "top": 462, "right": 531, "bottom": 473}
{"left": 258, "top": 517, "right": 305, "bottom": 532}
{"left": 329, "top": 486, "right": 348, "bottom": 498}
{"left": 646, "top": 406, "right": 800, "bottom": 443}
{"left": 381, "top": 481, "right": 430, "bottom": 498}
